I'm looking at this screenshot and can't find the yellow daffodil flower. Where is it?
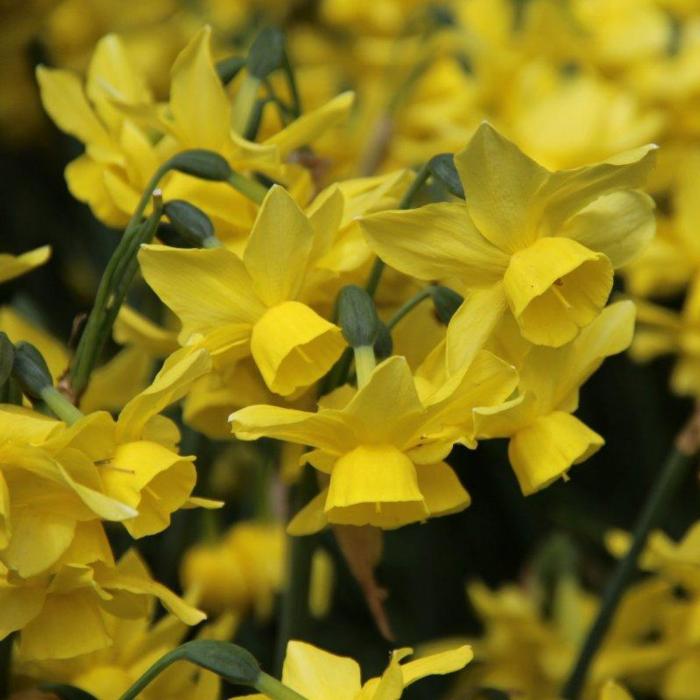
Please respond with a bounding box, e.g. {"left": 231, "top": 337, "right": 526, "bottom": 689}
{"left": 180, "top": 521, "right": 284, "bottom": 617}
{"left": 139, "top": 185, "right": 346, "bottom": 397}
{"left": 631, "top": 278, "right": 700, "bottom": 398}
{"left": 41, "top": 348, "right": 213, "bottom": 539}
{"left": 230, "top": 350, "right": 517, "bottom": 532}
{"left": 0, "top": 550, "right": 204, "bottom": 661}
{"left": 0, "top": 247, "right": 51, "bottom": 285}
{"left": 473, "top": 301, "right": 635, "bottom": 495}
{"left": 361, "top": 122, "right": 655, "bottom": 347}
{"left": 242, "top": 639, "right": 472, "bottom": 700}
{"left": 17, "top": 573, "right": 235, "bottom": 700}
{"left": 37, "top": 33, "right": 160, "bottom": 226}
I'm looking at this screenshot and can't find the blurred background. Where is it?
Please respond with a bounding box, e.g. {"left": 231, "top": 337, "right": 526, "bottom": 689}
{"left": 3, "top": 1, "right": 700, "bottom": 698}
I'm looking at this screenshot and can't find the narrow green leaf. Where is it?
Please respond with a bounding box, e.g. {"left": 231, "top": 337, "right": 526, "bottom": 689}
{"left": 119, "top": 640, "right": 261, "bottom": 700}
{"left": 247, "top": 27, "right": 286, "bottom": 80}
{"left": 428, "top": 153, "right": 465, "bottom": 199}
{"left": 216, "top": 55, "right": 247, "bottom": 84}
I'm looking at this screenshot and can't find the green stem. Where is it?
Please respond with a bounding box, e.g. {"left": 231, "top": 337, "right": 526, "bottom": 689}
{"left": 561, "top": 413, "right": 700, "bottom": 699}
{"left": 386, "top": 287, "right": 434, "bottom": 330}
{"left": 274, "top": 466, "right": 318, "bottom": 675}
{"left": 353, "top": 345, "right": 376, "bottom": 388}
{"left": 41, "top": 386, "right": 84, "bottom": 425}
{"left": 364, "top": 162, "right": 432, "bottom": 300}
{"left": 68, "top": 165, "right": 169, "bottom": 399}
{"left": 255, "top": 672, "right": 309, "bottom": 700}
{"left": 0, "top": 633, "right": 13, "bottom": 699}
{"left": 227, "top": 171, "right": 269, "bottom": 205}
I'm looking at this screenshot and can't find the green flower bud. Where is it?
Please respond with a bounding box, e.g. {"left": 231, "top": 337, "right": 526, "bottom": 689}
{"left": 337, "top": 285, "right": 380, "bottom": 348}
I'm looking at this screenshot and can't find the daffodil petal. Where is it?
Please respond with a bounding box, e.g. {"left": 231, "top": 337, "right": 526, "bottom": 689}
{"left": 0, "top": 246, "right": 51, "bottom": 285}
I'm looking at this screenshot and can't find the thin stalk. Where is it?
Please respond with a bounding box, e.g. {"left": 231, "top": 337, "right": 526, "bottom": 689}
{"left": 561, "top": 406, "right": 700, "bottom": 699}
{"left": 364, "top": 162, "right": 432, "bottom": 300}
{"left": 386, "top": 287, "right": 434, "bottom": 330}
{"left": 0, "top": 633, "right": 13, "bottom": 699}
{"left": 41, "top": 386, "right": 84, "bottom": 424}
{"left": 68, "top": 165, "right": 169, "bottom": 399}
{"left": 353, "top": 345, "right": 376, "bottom": 388}
{"left": 227, "top": 171, "right": 268, "bottom": 205}
{"left": 255, "top": 672, "right": 309, "bottom": 700}
{"left": 274, "top": 466, "right": 318, "bottom": 675}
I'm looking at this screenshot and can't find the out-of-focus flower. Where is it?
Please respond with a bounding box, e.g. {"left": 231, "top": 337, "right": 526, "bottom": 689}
{"left": 181, "top": 521, "right": 283, "bottom": 618}
{"left": 0, "top": 550, "right": 204, "bottom": 661}
{"left": 0, "top": 248, "right": 51, "bottom": 286}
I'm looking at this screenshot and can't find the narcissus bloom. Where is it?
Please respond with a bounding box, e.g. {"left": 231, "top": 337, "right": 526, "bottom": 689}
{"left": 17, "top": 564, "right": 233, "bottom": 699}
{"left": 361, "top": 122, "right": 655, "bottom": 347}
{"left": 243, "top": 639, "right": 472, "bottom": 700}
{"left": 0, "top": 550, "right": 205, "bottom": 661}
{"left": 473, "top": 301, "right": 635, "bottom": 495}
{"left": 631, "top": 278, "right": 700, "bottom": 398}
{"left": 230, "top": 351, "right": 517, "bottom": 532}
{"left": 0, "top": 246, "right": 50, "bottom": 285}
{"left": 139, "top": 186, "right": 346, "bottom": 397}
{"left": 43, "top": 348, "right": 214, "bottom": 539}
{"left": 180, "top": 521, "right": 284, "bottom": 617}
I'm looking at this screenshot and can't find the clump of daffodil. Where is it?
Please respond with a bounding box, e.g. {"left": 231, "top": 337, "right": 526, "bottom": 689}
{"left": 0, "top": 550, "right": 205, "bottom": 661}
{"left": 15, "top": 558, "right": 234, "bottom": 699}
{"left": 0, "top": 348, "right": 214, "bottom": 580}
{"left": 139, "top": 186, "right": 347, "bottom": 398}
{"left": 248, "top": 639, "right": 472, "bottom": 699}
{"left": 37, "top": 26, "right": 354, "bottom": 233}
{"left": 473, "top": 301, "right": 636, "bottom": 495}
{"left": 361, "top": 122, "right": 656, "bottom": 348}
{"left": 604, "top": 521, "right": 700, "bottom": 699}
{"left": 180, "top": 520, "right": 284, "bottom": 617}
{"left": 231, "top": 348, "right": 517, "bottom": 532}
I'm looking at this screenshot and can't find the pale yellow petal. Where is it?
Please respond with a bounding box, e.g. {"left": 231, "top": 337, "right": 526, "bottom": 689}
{"left": 0, "top": 246, "right": 51, "bottom": 285}
{"left": 360, "top": 201, "right": 508, "bottom": 285}
{"left": 400, "top": 645, "right": 473, "bottom": 685}
{"left": 281, "top": 640, "right": 361, "bottom": 700}
{"left": 455, "top": 122, "right": 549, "bottom": 252}
{"left": 169, "top": 26, "right": 230, "bottom": 149}
{"left": 243, "top": 185, "right": 315, "bottom": 306}
{"left": 509, "top": 412, "right": 604, "bottom": 495}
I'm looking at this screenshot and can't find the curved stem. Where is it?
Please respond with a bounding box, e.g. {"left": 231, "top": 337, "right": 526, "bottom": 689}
{"left": 364, "top": 162, "right": 432, "bottom": 300}
{"left": 256, "top": 672, "right": 309, "bottom": 700}
{"left": 386, "top": 287, "right": 434, "bottom": 330}
{"left": 561, "top": 406, "right": 700, "bottom": 699}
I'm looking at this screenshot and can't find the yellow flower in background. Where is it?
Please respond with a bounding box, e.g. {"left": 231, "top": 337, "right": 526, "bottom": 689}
{"left": 625, "top": 148, "right": 700, "bottom": 298}
{"left": 631, "top": 278, "right": 700, "bottom": 398}
{"left": 244, "top": 639, "right": 472, "bottom": 700}
{"left": 600, "top": 680, "right": 633, "bottom": 700}
{"left": 231, "top": 351, "right": 517, "bottom": 532}
{"left": 180, "top": 521, "right": 284, "bottom": 617}
{"left": 139, "top": 186, "right": 346, "bottom": 397}
{"left": 36, "top": 33, "right": 160, "bottom": 226}
{"left": 17, "top": 587, "right": 234, "bottom": 700}
{"left": 361, "top": 122, "right": 655, "bottom": 348}
{"left": 473, "top": 301, "right": 635, "bottom": 495}
{"left": 0, "top": 550, "right": 204, "bottom": 662}
{"left": 0, "top": 247, "right": 51, "bottom": 285}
